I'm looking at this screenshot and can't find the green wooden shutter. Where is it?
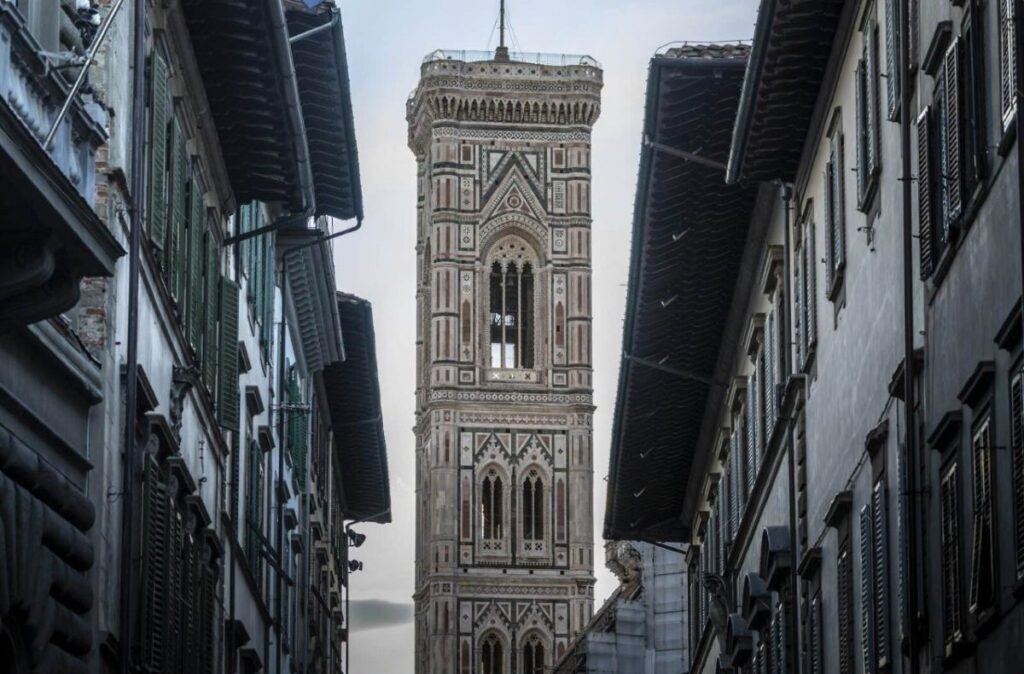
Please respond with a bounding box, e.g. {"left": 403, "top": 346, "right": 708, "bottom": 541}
{"left": 866, "top": 21, "right": 881, "bottom": 177}
{"left": 141, "top": 457, "right": 171, "bottom": 671}
{"left": 181, "top": 529, "right": 199, "bottom": 674}
{"left": 746, "top": 379, "right": 757, "bottom": 496}
{"left": 167, "top": 505, "right": 184, "bottom": 673}
{"left": 188, "top": 181, "right": 204, "bottom": 352}
{"left": 1001, "top": 0, "right": 1018, "bottom": 129}
{"left": 203, "top": 240, "right": 219, "bottom": 392}
{"left": 885, "top": 0, "right": 900, "bottom": 121}
{"left": 856, "top": 59, "right": 868, "bottom": 204}
{"left": 940, "top": 463, "right": 963, "bottom": 647}
{"left": 833, "top": 135, "right": 847, "bottom": 271}
{"left": 872, "top": 482, "right": 891, "bottom": 668}
{"left": 148, "top": 52, "right": 170, "bottom": 248}
{"left": 917, "top": 108, "right": 936, "bottom": 279}
{"left": 838, "top": 543, "right": 853, "bottom": 674}
{"left": 169, "top": 122, "right": 188, "bottom": 304}
{"left": 944, "top": 39, "right": 964, "bottom": 225}
{"left": 859, "top": 505, "right": 875, "bottom": 674}
{"left": 219, "top": 279, "right": 241, "bottom": 431}
{"left": 200, "top": 556, "right": 217, "bottom": 674}
{"left": 1012, "top": 372, "right": 1024, "bottom": 580}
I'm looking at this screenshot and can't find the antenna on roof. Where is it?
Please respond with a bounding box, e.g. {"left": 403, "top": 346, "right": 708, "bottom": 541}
{"left": 495, "top": 0, "right": 510, "bottom": 61}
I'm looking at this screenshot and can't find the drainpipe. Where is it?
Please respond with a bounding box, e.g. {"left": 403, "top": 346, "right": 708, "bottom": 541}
{"left": 899, "top": 2, "right": 922, "bottom": 673}
{"left": 781, "top": 183, "right": 802, "bottom": 674}
{"left": 117, "top": 0, "right": 146, "bottom": 671}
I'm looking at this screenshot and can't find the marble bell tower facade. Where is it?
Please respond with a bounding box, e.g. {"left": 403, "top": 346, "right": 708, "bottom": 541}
{"left": 408, "top": 46, "right": 602, "bottom": 674}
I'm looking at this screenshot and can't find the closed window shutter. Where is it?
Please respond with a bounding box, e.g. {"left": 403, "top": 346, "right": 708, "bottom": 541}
{"left": 885, "top": 0, "right": 901, "bottom": 120}
{"left": 867, "top": 21, "right": 882, "bottom": 177}
{"left": 168, "top": 121, "right": 187, "bottom": 301}
{"left": 807, "top": 222, "right": 817, "bottom": 351}
{"left": 766, "top": 312, "right": 776, "bottom": 438}
{"left": 167, "top": 507, "right": 185, "bottom": 673}
{"left": 896, "top": 445, "right": 910, "bottom": 643}
{"left": 747, "top": 378, "right": 758, "bottom": 495}
{"left": 141, "top": 457, "right": 171, "bottom": 671}
{"left": 148, "top": 52, "right": 170, "bottom": 248}
{"left": 218, "top": 279, "right": 240, "bottom": 430}
{"left": 729, "top": 429, "right": 740, "bottom": 539}
{"left": 199, "top": 555, "right": 217, "bottom": 674}
{"left": 771, "top": 610, "right": 783, "bottom": 674}
{"left": 181, "top": 530, "right": 198, "bottom": 673}
{"left": 203, "top": 240, "right": 219, "bottom": 391}
{"left": 809, "top": 592, "right": 823, "bottom": 674}
{"left": 872, "top": 482, "right": 891, "bottom": 668}
{"left": 940, "top": 463, "right": 963, "bottom": 646}
{"left": 916, "top": 108, "right": 936, "bottom": 278}
{"left": 838, "top": 543, "right": 854, "bottom": 674}
{"left": 859, "top": 505, "right": 875, "bottom": 674}
{"left": 833, "top": 135, "right": 847, "bottom": 272}
{"left": 969, "top": 418, "right": 997, "bottom": 612}
{"left": 856, "top": 59, "right": 868, "bottom": 204}
{"left": 1002, "top": 0, "right": 1018, "bottom": 129}
{"left": 188, "top": 181, "right": 205, "bottom": 352}
{"left": 944, "top": 39, "right": 964, "bottom": 226}
{"left": 758, "top": 354, "right": 767, "bottom": 454}
{"left": 1011, "top": 371, "right": 1024, "bottom": 580}
{"left": 230, "top": 432, "right": 240, "bottom": 525}
{"left": 824, "top": 165, "right": 836, "bottom": 292}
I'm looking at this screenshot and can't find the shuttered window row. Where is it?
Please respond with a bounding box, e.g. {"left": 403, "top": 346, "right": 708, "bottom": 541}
{"left": 239, "top": 203, "right": 277, "bottom": 362}
{"left": 140, "top": 457, "right": 218, "bottom": 674}
{"left": 969, "top": 414, "right": 998, "bottom": 613}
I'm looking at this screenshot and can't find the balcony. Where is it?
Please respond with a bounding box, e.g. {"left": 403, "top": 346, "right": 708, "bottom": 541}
{"left": 422, "top": 49, "right": 600, "bottom": 68}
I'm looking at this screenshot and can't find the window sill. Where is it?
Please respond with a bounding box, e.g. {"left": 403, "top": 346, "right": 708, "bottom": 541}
{"left": 998, "top": 112, "right": 1017, "bottom": 157}
{"left": 942, "top": 638, "right": 975, "bottom": 667}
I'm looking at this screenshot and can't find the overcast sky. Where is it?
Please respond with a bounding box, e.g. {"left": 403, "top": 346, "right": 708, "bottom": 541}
{"left": 331, "top": 1, "right": 757, "bottom": 670}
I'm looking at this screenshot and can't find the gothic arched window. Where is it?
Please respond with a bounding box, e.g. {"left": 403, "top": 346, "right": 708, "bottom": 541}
{"left": 481, "top": 469, "right": 504, "bottom": 540}
{"left": 481, "top": 633, "right": 504, "bottom": 674}
{"left": 522, "top": 469, "right": 544, "bottom": 541}
{"left": 522, "top": 634, "right": 545, "bottom": 674}
{"left": 488, "top": 237, "right": 536, "bottom": 369}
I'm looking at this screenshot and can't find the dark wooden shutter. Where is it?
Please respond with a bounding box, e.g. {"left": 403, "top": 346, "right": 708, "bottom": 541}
{"left": 838, "top": 543, "right": 853, "bottom": 674}
{"left": 188, "top": 180, "right": 205, "bottom": 352}
{"left": 141, "top": 457, "right": 171, "bottom": 671}
{"left": 859, "top": 505, "right": 875, "bottom": 674}
{"left": 809, "top": 592, "right": 823, "bottom": 674}
{"left": 1001, "top": 0, "right": 1018, "bottom": 129}
{"left": 806, "top": 221, "right": 817, "bottom": 351}
{"left": 148, "top": 52, "right": 170, "bottom": 248}
{"left": 885, "top": 0, "right": 901, "bottom": 120}
{"left": 181, "top": 529, "right": 199, "bottom": 674}
{"left": 867, "top": 21, "right": 881, "bottom": 176}
{"left": 168, "top": 121, "right": 187, "bottom": 301}
{"left": 747, "top": 378, "right": 757, "bottom": 495}
{"left": 199, "top": 555, "right": 217, "bottom": 674}
{"left": 1011, "top": 371, "right": 1024, "bottom": 580}
{"left": 896, "top": 444, "right": 910, "bottom": 644}
{"left": 766, "top": 312, "right": 776, "bottom": 439}
{"left": 944, "top": 39, "right": 964, "bottom": 225}
{"left": 872, "top": 482, "right": 891, "bottom": 668}
{"left": 940, "top": 462, "right": 963, "bottom": 646}
{"left": 834, "top": 135, "right": 847, "bottom": 271}
{"left": 856, "top": 59, "right": 868, "bottom": 204}
{"left": 916, "top": 108, "right": 936, "bottom": 278}
{"left": 203, "top": 239, "right": 219, "bottom": 391}
{"left": 167, "top": 504, "right": 185, "bottom": 673}
{"left": 219, "top": 279, "right": 240, "bottom": 430}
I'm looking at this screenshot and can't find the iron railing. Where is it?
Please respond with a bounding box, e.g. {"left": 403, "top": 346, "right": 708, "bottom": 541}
{"left": 422, "top": 49, "right": 600, "bottom": 68}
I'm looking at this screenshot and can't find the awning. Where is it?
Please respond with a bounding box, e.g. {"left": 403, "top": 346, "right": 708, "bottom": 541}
{"left": 280, "top": 229, "right": 344, "bottom": 375}
{"left": 181, "top": 0, "right": 313, "bottom": 213}
{"left": 605, "top": 45, "right": 758, "bottom": 543}
{"left": 321, "top": 293, "right": 390, "bottom": 523}
{"left": 286, "top": 2, "right": 364, "bottom": 221}
{"left": 0, "top": 5, "right": 123, "bottom": 326}
{"left": 726, "top": 0, "right": 848, "bottom": 184}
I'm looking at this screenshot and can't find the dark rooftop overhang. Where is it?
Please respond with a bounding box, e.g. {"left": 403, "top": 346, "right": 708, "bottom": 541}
{"left": 181, "top": 0, "right": 314, "bottom": 213}
{"left": 321, "top": 293, "right": 390, "bottom": 524}
{"left": 726, "top": 0, "right": 848, "bottom": 184}
{"left": 605, "top": 45, "right": 758, "bottom": 543}
{"left": 286, "top": 3, "right": 364, "bottom": 221}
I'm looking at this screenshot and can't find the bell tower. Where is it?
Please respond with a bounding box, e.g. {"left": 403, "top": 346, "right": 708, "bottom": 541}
{"left": 408, "top": 42, "right": 602, "bottom": 674}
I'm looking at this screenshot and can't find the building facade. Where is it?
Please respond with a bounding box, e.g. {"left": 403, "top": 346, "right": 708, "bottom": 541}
{"left": 0, "top": 2, "right": 390, "bottom": 674}
{"left": 408, "top": 46, "right": 602, "bottom": 674}
{"left": 607, "top": 2, "right": 1024, "bottom": 674}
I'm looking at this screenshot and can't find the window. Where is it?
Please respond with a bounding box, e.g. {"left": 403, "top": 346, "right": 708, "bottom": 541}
{"left": 481, "top": 469, "right": 504, "bottom": 541}
{"left": 856, "top": 9, "right": 882, "bottom": 209}
{"left": 488, "top": 237, "right": 536, "bottom": 369}
{"left": 856, "top": 480, "right": 893, "bottom": 674}
{"left": 246, "top": 439, "right": 265, "bottom": 577}
{"left": 916, "top": 106, "right": 940, "bottom": 279}
{"left": 1000, "top": 0, "right": 1018, "bottom": 130}
{"left": 807, "top": 589, "right": 823, "bottom": 674}
{"left": 285, "top": 366, "right": 308, "bottom": 488}
{"left": 522, "top": 634, "right": 545, "bottom": 674}
{"left": 837, "top": 536, "right": 854, "bottom": 674}
{"left": 747, "top": 362, "right": 761, "bottom": 496}
{"left": 960, "top": 5, "right": 987, "bottom": 198}
{"left": 1011, "top": 368, "right": 1024, "bottom": 580}
{"left": 481, "top": 634, "right": 504, "bottom": 674}
{"left": 824, "top": 122, "right": 847, "bottom": 298}
{"left": 940, "top": 461, "right": 965, "bottom": 651}
{"left": 969, "top": 413, "right": 997, "bottom": 614}
{"left": 521, "top": 469, "right": 544, "bottom": 541}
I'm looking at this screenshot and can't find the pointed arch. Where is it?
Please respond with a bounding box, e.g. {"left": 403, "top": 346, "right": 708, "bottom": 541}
{"left": 480, "top": 630, "right": 506, "bottom": 674}
{"left": 521, "top": 466, "right": 544, "bottom": 541}
{"left": 480, "top": 464, "right": 505, "bottom": 541}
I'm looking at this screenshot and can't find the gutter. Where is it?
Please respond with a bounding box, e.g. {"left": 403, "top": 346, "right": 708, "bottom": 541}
{"left": 726, "top": 0, "right": 776, "bottom": 185}
{"left": 266, "top": 0, "right": 316, "bottom": 217}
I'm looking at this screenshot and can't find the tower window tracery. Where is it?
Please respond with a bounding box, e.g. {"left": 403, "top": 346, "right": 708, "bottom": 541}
{"left": 481, "top": 633, "right": 504, "bottom": 674}
{"left": 488, "top": 237, "right": 536, "bottom": 369}
{"left": 522, "top": 469, "right": 544, "bottom": 541}
{"left": 481, "top": 468, "right": 504, "bottom": 541}
{"left": 522, "top": 634, "right": 545, "bottom": 674}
